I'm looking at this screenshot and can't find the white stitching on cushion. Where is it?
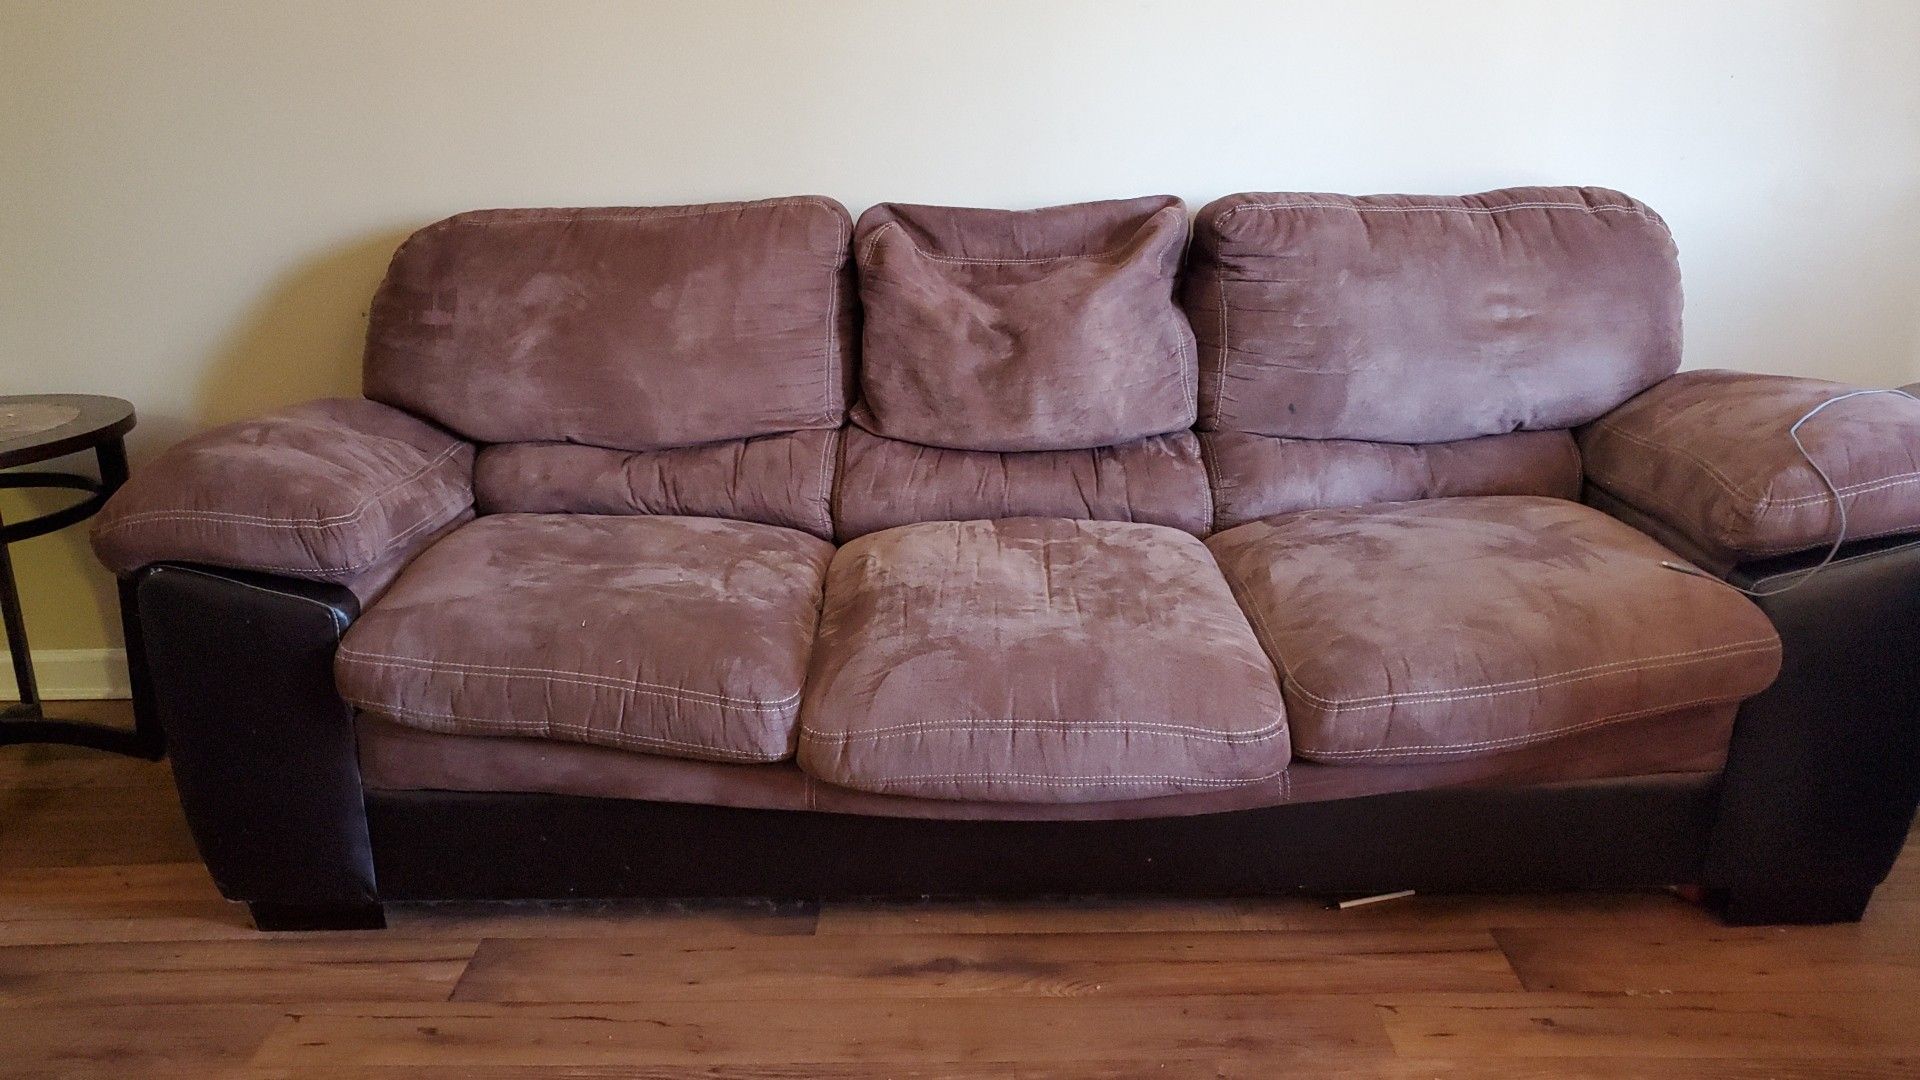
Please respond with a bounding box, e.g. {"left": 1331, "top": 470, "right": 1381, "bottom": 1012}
{"left": 1218, "top": 200, "right": 1658, "bottom": 225}
{"left": 1285, "top": 638, "right": 1780, "bottom": 712}
{"left": 1301, "top": 693, "right": 1742, "bottom": 760}
{"left": 1212, "top": 274, "right": 1231, "bottom": 428}
{"left": 355, "top": 701, "right": 788, "bottom": 762}
{"left": 160, "top": 491, "right": 470, "bottom": 576}
{"left": 862, "top": 768, "right": 1288, "bottom": 788}
{"left": 858, "top": 220, "right": 897, "bottom": 266}
{"left": 798, "top": 717, "right": 1287, "bottom": 744}
{"left": 1173, "top": 316, "right": 1197, "bottom": 418}
{"left": 441, "top": 197, "right": 845, "bottom": 229}
{"left": 1590, "top": 419, "right": 1920, "bottom": 512}
{"left": 863, "top": 204, "right": 1184, "bottom": 266}
{"left": 1588, "top": 420, "right": 1774, "bottom": 504}
{"left": 94, "top": 442, "right": 466, "bottom": 533}
{"left": 1198, "top": 434, "right": 1226, "bottom": 533}
{"left": 336, "top": 646, "right": 801, "bottom": 710}
{"left": 822, "top": 208, "right": 849, "bottom": 422}
{"left": 1759, "top": 472, "right": 1920, "bottom": 507}
{"left": 816, "top": 427, "right": 838, "bottom": 538}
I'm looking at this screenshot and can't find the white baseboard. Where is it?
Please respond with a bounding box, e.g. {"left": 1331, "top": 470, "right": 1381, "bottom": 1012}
{"left": 0, "top": 648, "right": 131, "bottom": 700}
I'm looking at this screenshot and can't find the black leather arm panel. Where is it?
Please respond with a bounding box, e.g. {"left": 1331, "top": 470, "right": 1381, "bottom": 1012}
{"left": 1706, "top": 535, "right": 1920, "bottom": 923}
{"left": 134, "top": 563, "right": 381, "bottom": 925}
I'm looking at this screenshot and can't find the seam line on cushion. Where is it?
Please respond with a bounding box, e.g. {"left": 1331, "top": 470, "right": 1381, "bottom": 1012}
{"left": 816, "top": 427, "right": 838, "bottom": 538}
{"left": 1286, "top": 638, "right": 1779, "bottom": 711}
{"left": 1199, "top": 434, "right": 1224, "bottom": 533}
{"left": 1199, "top": 560, "right": 1293, "bottom": 736}
{"left": 1213, "top": 274, "right": 1231, "bottom": 427}
{"left": 1588, "top": 419, "right": 1790, "bottom": 505}
{"left": 1592, "top": 419, "right": 1920, "bottom": 510}
{"left": 861, "top": 767, "right": 1289, "bottom": 788}
{"left": 822, "top": 208, "right": 849, "bottom": 422}
{"left": 355, "top": 702, "right": 788, "bottom": 762}
{"left": 93, "top": 442, "right": 467, "bottom": 533}
{"left": 1173, "top": 318, "right": 1196, "bottom": 418}
{"left": 336, "top": 647, "right": 802, "bottom": 709}
{"left": 1218, "top": 200, "right": 1658, "bottom": 226}
{"left": 1758, "top": 472, "right": 1920, "bottom": 507}
{"left": 797, "top": 718, "right": 1287, "bottom": 743}
{"left": 1589, "top": 469, "right": 1903, "bottom": 560}
{"left": 861, "top": 205, "right": 1184, "bottom": 267}
{"left": 1301, "top": 693, "right": 1744, "bottom": 759}
{"left": 136, "top": 491, "right": 469, "bottom": 576}
{"left": 442, "top": 197, "right": 845, "bottom": 229}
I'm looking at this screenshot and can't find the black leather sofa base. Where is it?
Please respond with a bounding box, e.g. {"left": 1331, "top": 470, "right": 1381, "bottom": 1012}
{"left": 129, "top": 533, "right": 1920, "bottom": 931}
{"left": 364, "top": 773, "right": 1720, "bottom": 905}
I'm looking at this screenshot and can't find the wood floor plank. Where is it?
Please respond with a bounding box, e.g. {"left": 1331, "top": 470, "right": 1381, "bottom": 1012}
{"left": 816, "top": 890, "right": 1721, "bottom": 936}
{"left": 1375, "top": 991, "right": 1920, "bottom": 1060}
{"left": 1493, "top": 925, "right": 1920, "bottom": 992}
{"left": 389, "top": 899, "right": 819, "bottom": 940}
{"left": 3, "top": 704, "right": 1920, "bottom": 1075}
{"left": 0, "top": 764, "right": 196, "bottom": 869}
{"left": 0, "top": 1003, "right": 284, "bottom": 1080}
{"left": 1330, "top": 1059, "right": 1920, "bottom": 1079}
{"left": 450, "top": 928, "right": 1520, "bottom": 1002}
{"left": 0, "top": 861, "right": 253, "bottom": 944}
{"left": 242, "top": 997, "right": 1390, "bottom": 1070}
{"left": 230, "top": 1063, "right": 1327, "bottom": 1080}
{"left": 0, "top": 862, "right": 222, "bottom": 913}
{"left": 224, "top": 1063, "right": 1920, "bottom": 1080}
{"left": 0, "top": 937, "right": 479, "bottom": 1006}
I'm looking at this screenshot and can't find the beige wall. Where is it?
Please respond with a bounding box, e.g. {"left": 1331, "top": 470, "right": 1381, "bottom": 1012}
{"left": 4, "top": 0, "right": 1919, "bottom": 664}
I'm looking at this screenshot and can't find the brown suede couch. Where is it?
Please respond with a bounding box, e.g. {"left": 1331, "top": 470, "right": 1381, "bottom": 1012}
{"left": 92, "top": 188, "right": 1920, "bottom": 930}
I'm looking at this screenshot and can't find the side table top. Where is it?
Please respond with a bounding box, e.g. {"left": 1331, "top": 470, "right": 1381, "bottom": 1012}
{"left": 0, "top": 394, "right": 136, "bottom": 468}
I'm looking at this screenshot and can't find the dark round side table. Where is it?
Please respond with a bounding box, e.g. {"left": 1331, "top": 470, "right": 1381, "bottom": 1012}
{"left": 0, "top": 394, "right": 162, "bottom": 759}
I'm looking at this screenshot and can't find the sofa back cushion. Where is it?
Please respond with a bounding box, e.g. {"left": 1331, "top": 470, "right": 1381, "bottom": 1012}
{"left": 832, "top": 427, "right": 1211, "bottom": 541}
{"left": 474, "top": 429, "right": 838, "bottom": 541}
{"left": 364, "top": 198, "right": 855, "bottom": 452}
{"left": 1185, "top": 187, "right": 1681, "bottom": 444}
{"left": 1203, "top": 429, "right": 1582, "bottom": 531}
{"left": 851, "top": 196, "right": 1196, "bottom": 452}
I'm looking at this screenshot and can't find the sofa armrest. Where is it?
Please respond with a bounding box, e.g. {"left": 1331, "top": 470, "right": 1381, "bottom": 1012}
{"left": 1578, "top": 370, "right": 1920, "bottom": 571}
{"left": 91, "top": 398, "right": 474, "bottom": 599}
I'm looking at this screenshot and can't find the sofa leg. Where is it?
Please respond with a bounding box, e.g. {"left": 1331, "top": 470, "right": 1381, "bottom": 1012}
{"left": 1714, "top": 883, "right": 1875, "bottom": 927}
{"left": 248, "top": 901, "right": 387, "bottom": 932}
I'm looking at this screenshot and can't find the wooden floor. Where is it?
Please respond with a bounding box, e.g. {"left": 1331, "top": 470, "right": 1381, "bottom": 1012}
{"left": 2, "top": 702, "right": 1917, "bottom": 1078}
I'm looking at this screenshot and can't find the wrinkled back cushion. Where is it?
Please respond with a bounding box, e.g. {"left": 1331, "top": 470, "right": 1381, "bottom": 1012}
{"left": 474, "top": 429, "right": 838, "bottom": 541}
{"left": 1186, "top": 187, "right": 1681, "bottom": 444}
{"left": 832, "top": 427, "right": 1211, "bottom": 541}
{"left": 852, "top": 195, "right": 1196, "bottom": 452}
{"left": 365, "top": 197, "right": 854, "bottom": 452}
{"left": 1204, "top": 429, "right": 1582, "bottom": 531}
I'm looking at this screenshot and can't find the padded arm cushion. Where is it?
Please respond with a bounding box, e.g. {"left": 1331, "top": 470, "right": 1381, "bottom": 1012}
{"left": 1579, "top": 370, "right": 1920, "bottom": 565}
{"left": 92, "top": 398, "right": 473, "bottom": 585}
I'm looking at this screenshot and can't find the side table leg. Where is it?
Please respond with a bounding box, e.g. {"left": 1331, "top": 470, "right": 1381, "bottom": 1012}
{"left": 0, "top": 525, "right": 44, "bottom": 719}
{"left": 0, "top": 437, "right": 162, "bottom": 759}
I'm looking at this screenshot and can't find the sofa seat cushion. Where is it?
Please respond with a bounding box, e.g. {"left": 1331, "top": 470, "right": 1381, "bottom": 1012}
{"left": 798, "top": 518, "right": 1288, "bottom": 802}
{"left": 336, "top": 513, "right": 834, "bottom": 763}
{"left": 1207, "top": 496, "right": 1781, "bottom": 764}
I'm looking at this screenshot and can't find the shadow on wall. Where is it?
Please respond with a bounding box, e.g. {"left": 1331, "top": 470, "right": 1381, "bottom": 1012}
{"left": 189, "top": 228, "right": 417, "bottom": 436}
{"left": 5, "top": 228, "right": 419, "bottom": 657}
